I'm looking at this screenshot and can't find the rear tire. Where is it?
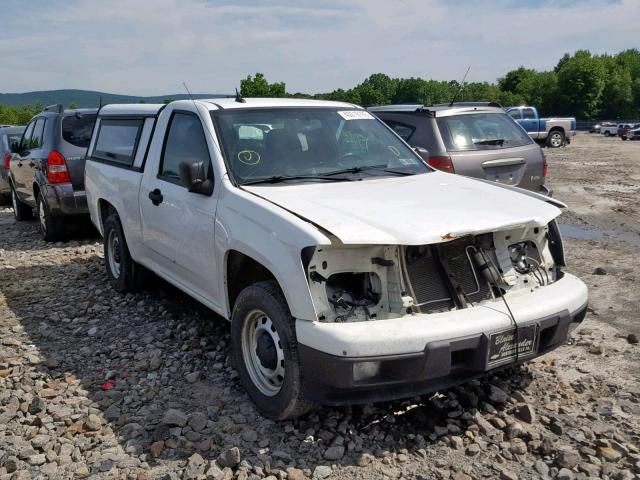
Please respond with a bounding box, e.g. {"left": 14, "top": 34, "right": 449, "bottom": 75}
{"left": 37, "top": 192, "right": 65, "bottom": 242}
{"left": 546, "top": 130, "right": 565, "bottom": 148}
{"left": 604, "top": 131, "right": 611, "bottom": 137}
{"left": 231, "top": 280, "right": 314, "bottom": 420}
{"left": 103, "top": 213, "right": 145, "bottom": 293}
{"left": 11, "top": 185, "right": 32, "bottom": 221}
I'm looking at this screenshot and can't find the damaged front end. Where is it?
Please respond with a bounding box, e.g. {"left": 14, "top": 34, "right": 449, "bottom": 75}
{"left": 305, "top": 220, "right": 565, "bottom": 323}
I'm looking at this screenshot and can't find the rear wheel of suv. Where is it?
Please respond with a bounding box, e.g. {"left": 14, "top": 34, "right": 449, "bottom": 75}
{"left": 546, "top": 130, "right": 565, "bottom": 148}
{"left": 103, "top": 213, "right": 145, "bottom": 292}
{"left": 231, "top": 280, "right": 314, "bottom": 420}
{"left": 11, "top": 185, "right": 32, "bottom": 221}
{"left": 604, "top": 131, "right": 611, "bottom": 137}
{"left": 37, "top": 192, "right": 65, "bottom": 242}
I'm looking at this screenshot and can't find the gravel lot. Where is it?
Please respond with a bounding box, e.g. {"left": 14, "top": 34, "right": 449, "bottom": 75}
{"left": 0, "top": 133, "right": 639, "bottom": 480}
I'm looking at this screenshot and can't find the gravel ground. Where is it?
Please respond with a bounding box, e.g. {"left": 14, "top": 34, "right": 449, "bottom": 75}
{"left": 0, "top": 133, "right": 639, "bottom": 480}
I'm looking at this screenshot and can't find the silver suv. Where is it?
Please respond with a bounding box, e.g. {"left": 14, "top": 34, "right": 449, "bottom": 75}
{"left": 370, "top": 103, "right": 551, "bottom": 196}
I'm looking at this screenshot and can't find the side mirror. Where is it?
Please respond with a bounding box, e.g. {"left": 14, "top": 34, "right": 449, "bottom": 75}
{"left": 179, "top": 161, "right": 214, "bottom": 196}
{"left": 414, "top": 146, "right": 430, "bottom": 162}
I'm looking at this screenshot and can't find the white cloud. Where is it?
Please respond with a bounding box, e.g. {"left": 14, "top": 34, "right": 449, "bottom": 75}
{"left": 0, "top": 0, "right": 637, "bottom": 95}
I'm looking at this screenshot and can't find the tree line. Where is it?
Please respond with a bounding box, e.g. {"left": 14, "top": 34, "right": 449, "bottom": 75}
{"left": 240, "top": 49, "right": 640, "bottom": 121}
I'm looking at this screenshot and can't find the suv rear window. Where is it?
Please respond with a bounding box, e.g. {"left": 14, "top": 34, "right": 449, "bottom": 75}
{"left": 436, "top": 113, "right": 532, "bottom": 151}
{"left": 62, "top": 114, "right": 97, "bottom": 148}
{"left": 93, "top": 118, "right": 144, "bottom": 166}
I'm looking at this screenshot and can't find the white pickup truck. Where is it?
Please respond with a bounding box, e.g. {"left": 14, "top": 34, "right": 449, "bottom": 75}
{"left": 85, "top": 98, "right": 588, "bottom": 420}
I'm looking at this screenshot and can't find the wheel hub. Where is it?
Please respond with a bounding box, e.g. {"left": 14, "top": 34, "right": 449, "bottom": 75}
{"left": 256, "top": 331, "right": 277, "bottom": 370}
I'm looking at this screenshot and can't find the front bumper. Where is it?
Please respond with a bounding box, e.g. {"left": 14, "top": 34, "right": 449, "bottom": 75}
{"left": 297, "top": 273, "right": 588, "bottom": 405}
{"left": 42, "top": 183, "right": 88, "bottom": 216}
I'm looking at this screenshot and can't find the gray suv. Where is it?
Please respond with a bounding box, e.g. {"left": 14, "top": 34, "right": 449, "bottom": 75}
{"left": 1, "top": 125, "right": 26, "bottom": 203}
{"left": 8, "top": 104, "right": 97, "bottom": 241}
{"left": 370, "top": 103, "right": 551, "bottom": 196}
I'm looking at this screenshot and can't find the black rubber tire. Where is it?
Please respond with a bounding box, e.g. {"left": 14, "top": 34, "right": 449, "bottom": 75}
{"left": 231, "top": 280, "right": 314, "bottom": 420}
{"left": 103, "top": 213, "right": 145, "bottom": 293}
{"left": 37, "top": 192, "right": 66, "bottom": 242}
{"left": 10, "top": 185, "right": 32, "bottom": 221}
{"left": 604, "top": 131, "right": 611, "bottom": 137}
{"left": 621, "top": 136, "right": 627, "bottom": 141}
{"left": 546, "top": 129, "right": 565, "bottom": 148}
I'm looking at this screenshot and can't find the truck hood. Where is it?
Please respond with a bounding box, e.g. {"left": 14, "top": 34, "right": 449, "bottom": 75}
{"left": 244, "top": 172, "right": 561, "bottom": 245}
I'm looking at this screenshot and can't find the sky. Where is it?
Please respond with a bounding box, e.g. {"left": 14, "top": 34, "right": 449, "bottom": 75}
{"left": 0, "top": 0, "right": 637, "bottom": 96}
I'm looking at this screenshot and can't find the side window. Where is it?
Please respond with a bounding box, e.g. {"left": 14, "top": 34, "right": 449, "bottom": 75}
{"left": 19, "top": 121, "right": 35, "bottom": 151}
{"left": 160, "top": 112, "right": 211, "bottom": 183}
{"left": 93, "top": 118, "right": 144, "bottom": 166}
{"left": 384, "top": 120, "right": 416, "bottom": 142}
{"left": 30, "top": 119, "right": 46, "bottom": 149}
{"left": 522, "top": 109, "right": 536, "bottom": 120}
{"left": 508, "top": 109, "right": 521, "bottom": 120}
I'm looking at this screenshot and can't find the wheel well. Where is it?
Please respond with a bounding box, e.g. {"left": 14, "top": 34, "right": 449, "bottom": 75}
{"left": 226, "top": 250, "right": 280, "bottom": 315}
{"left": 33, "top": 182, "right": 40, "bottom": 200}
{"left": 98, "top": 199, "right": 118, "bottom": 231}
{"left": 549, "top": 127, "right": 564, "bottom": 134}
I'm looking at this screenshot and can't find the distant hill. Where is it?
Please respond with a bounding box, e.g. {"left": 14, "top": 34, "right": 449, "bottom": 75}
{"left": 0, "top": 89, "right": 231, "bottom": 108}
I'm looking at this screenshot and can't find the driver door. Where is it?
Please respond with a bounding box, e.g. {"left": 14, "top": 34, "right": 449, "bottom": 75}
{"left": 139, "top": 109, "right": 221, "bottom": 308}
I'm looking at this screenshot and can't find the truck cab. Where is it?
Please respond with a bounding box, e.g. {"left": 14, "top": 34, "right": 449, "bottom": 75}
{"left": 506, "top": 106, "right": 576, "bottom": 148}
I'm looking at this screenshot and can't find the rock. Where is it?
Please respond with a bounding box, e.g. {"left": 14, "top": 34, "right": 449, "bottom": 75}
{"left": 184, "top": 453, "right": 206, "bottom": 479}
{"left": 185, "top": 371, "right": 200, "bottom": 383}
{"left": 533, "top": 460, "right": 549, "bottom": 476}
{"left": 556, "top": 468, "right": 575, "bottom": 480}
{"left": 509, "top": 439, "right": 527, "bottom": 455}
{"left": 450, "top": 436, "right": 464, "bottom": 450}
{"left": 499, "top": 469, "right": 518, "bottom": 480}
{"left": 556, "top": 451, "right": 580, "bottom": 469}
{"left": 466, "top": 444, "right": 481, "bottom": 456}
{"left": 592, "top": 267, "right": 607, "bottom": 275}
{"left": 488, "top": 385, "right": 509, "bottom": 403}
{"left": 188, "top": 412, "right": 207, "bottom": 432}
{"left": 286, "top": 468, "right": 306, "bottom": 480}
{"left": 598, "top": 446, "right": 622, "bottom": 462}
{"left": 241, "top": 429, "right": 258, "bottom": 442}
{"left": 588, "top": 344, "right": 605, "bottom": 355}
{"left": 627, "top": 334, "right": 638, "bottom": 345}
{"left": 473, "top": 412, "right": 497, "bottom": 436}
{"left": 163, "top": 409, "right": 188, "bottom": 427}
{"left": 313, "top": 465, "right": 332, "bottom": 479}
{"left": 515, "top": 403, "right": 536, "bottom": 424}
{"left": 217, "top": 447, "right": 241, "bottom": 468}
{"left": 150, "top": 441, "right": 164, "bottom": 458}
{"left": 27, "top": 454, "right": 46, "bottom": 466}
{"left": 356, "top": 452, "right": 374, "bottom": 466}
{"left": 84, "top": 413, "right": 102, "bottom": 431}
{"left": 28, "top": 397, "right": 45, "bottom": 415}
{"left": 324, "top": 445, "right": 344, "bottom": 460}
{"left": 4, "top": 456, "right": 19, "bottom": 473}
{"left": 204, "top": 462, "right": 223, "bottom": 478}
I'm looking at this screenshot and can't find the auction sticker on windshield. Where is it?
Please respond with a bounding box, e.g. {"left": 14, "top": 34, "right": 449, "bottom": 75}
{"left": 338, "top": 110, "right": 374, "bottom": 120}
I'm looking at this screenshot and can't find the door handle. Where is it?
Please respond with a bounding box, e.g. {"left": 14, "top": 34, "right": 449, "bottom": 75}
{"left": 148, "top": 188, "right": 163, "bottom": 206}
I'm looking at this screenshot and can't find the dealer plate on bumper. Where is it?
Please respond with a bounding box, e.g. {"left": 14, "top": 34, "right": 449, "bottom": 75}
{"left": 487, "top": 324, "right": 539, "bottom": 368}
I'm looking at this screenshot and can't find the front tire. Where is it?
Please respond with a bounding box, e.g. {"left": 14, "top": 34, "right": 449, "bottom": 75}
{"left": 103, "top": 214, "right": 145, "bottom": 292}
{"left": 231, "top": 281, "right": 314, "bottom": 420}
{"left": 37, "top": 192, "right": 65, "bottom": 242}
{"left": 546, "top": 130, "right": 565, "bottom": 148}
{"left": 11, "top": 186, "right": 32, "bottom": 221}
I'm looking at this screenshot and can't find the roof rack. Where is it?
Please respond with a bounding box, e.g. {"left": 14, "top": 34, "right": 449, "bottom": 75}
{"left": 44, "top": 104, "right": 64, "bottom": 113}
{"left": 431, "top": 101, "right": 503, "bottom": 108}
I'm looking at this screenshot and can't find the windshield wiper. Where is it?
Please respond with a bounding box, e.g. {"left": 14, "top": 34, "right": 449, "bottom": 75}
{"left": 320, "top": 164, "right": 415, "bottom": 177}
{"left": 240, "top": 174, "right": 353, "bottom": 185}
{"left": 474, "top": 139, "right": 505, "bottom": 146}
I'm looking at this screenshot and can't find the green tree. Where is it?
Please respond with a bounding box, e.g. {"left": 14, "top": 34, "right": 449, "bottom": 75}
{"left": 240, "top": 73, "right": 286, "bottom": 97}
{"left": 556, "top": 50, "right": 607, "bottom": 119}
{"left": 69, "top": 101, "right": 78, "bottom": 109}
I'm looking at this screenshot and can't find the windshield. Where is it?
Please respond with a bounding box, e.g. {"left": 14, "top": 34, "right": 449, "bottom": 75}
{"left": 211, "top": 108, "right": 429, "bottom": 184}
{"left": 436, "top": 113, "right": 533, "bottom": 151}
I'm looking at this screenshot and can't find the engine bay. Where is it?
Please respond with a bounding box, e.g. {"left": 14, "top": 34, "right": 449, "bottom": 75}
{"left": 305, "top": 222, "right": 561, "bottom": 322}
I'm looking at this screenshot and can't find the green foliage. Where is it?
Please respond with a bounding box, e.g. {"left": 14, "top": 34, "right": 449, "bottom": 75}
{"left": 69, "top": 101, "right": 78, "bottom": 109}
{"left": 0, "top": 103, "right": 43, "bottom": 126}
{"left": 240, "top": 73, "right": 286, "bottom": 97}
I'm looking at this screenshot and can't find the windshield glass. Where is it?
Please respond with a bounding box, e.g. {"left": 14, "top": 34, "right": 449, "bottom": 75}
{"left": 211, "top": 108, "right": 429, "bottom": 184}
{"left": 436, "top": 113, "right": 533, "bottom": 151}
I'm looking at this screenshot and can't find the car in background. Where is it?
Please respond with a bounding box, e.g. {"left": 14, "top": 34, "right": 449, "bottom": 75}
{"left": 505, "top": 106, "right": 576, "bottom": 148}
{"left": 601, "top": 123, "right": 623, "bottom": 137}
{"left": 590, "top": 121, "right": 615, "bottom": 134}
{"left": 0, "top": 125, "right": 26, "bottom": 203}
{"left": 627, "top": 125, "right": 640, "bottom": 140}
{"left": 370, "top": 102, "right": 551, "bottom": 196}
{"left": 619, "top": 123, "right": 640, "bottom": 140}
{"left": 8, "top": 104, "right": 97, "bottom": 241}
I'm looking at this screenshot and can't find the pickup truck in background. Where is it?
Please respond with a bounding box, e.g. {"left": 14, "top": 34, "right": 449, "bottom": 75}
{"left": 85, "top": 98, "right": 588, "bottom": 419}
{"left": 506, "top": 106, "right": 576, "bottom": 148}
{"left": 600, "top": 123, "right": 620, "bottom": 137}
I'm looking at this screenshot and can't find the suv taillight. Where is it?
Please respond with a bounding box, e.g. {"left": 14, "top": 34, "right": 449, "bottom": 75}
{"left": 2, "top": 154, "right": 11, "bottom": 170}
{"left": 428, "top": 155, "right": 455, "bottom": 173}
{"left": 47, "top": 150, "right": 71, "bottom": 183}
{"left": 543, "top": 154, "right": 549, "bottom": 178}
